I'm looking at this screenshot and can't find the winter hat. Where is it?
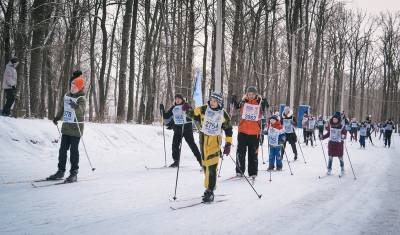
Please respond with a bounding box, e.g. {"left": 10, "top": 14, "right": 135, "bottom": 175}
{"left": 174, "top": 94, "right": 185, "bottom": 101}
{"left": 72, "top": 76, "right": 85, "bottom": 91}
{"left": 10, "top": 57, "right": 18, "bottom": 64}
{"left": 270, "top": 114, "right": 279, "bottom": 121}
{"left": 246, "top": 86, "right": 258, "bottom": 94}
{"left": 69, "top": 70, "right": 83, "bottom": 87}
{"left": 209, "top": 92, "right": 224, "bottom": 108}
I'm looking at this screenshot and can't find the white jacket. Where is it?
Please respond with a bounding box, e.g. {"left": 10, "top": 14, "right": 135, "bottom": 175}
{"left": 2, "top": 62, "right": 17, "bottom": 89}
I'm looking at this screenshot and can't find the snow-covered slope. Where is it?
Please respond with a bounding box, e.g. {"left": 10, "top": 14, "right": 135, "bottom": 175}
{"left": 1, "top": 116, "right": 399, "bottom": 235}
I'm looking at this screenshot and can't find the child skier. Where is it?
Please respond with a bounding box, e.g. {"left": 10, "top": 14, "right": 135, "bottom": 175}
{"left": 264, "top": 115, "right": 285, "bottom": 171}
{"left": 321, "top": 112, "right": 347, "bottom": 176}
{"left": 48, "top": 71, "right": 86, "bottom": 183}
{"left": 230, "top": 86, "right": 269, "bottom": 179}
{"left": 160, "top": 94, "right": 202, "bottom": 168}
{"left": 359, "top": 122, "right": 367, "bottom": 149}
{"left": 303, "top": 114, "right": 315, "bottom": 146}
{"left": 185, "top": 92, "right": 233, "bottom": 203}
{"left": 384, "top": 119, "right": 395, "bottom": 148}
{"left": 365, "top": 116, "right": 374, "bottom": 145}
{"left": 281, "top": 106, "right": 298, "bottom": 161}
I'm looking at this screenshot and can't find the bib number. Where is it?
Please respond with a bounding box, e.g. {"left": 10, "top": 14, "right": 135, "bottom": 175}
{"left": 241, "top": 103, "right": 260, "bottom": 121}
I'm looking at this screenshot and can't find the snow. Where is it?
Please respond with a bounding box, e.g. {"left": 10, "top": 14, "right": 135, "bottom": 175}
{"left": 0, "top": 116, "right": 399, "bottom": 235}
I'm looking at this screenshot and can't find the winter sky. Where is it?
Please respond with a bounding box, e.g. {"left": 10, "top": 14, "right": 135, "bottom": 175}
{"left": 346, "top": 0, "right": 400, "bottom": 15}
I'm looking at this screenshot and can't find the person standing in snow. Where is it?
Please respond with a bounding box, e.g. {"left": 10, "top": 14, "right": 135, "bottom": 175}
{"left": 303, "top": 112, "right": 315, "bottom": 146}
{"left": 321, "top": 112, "right": 347, "bottom": 176}
{"left": 160, "top": 94, "right": 202, "bottom": 168}
{"left": 317, "top": 115, "right": 326, "bottom": 139}
{"left": 264, "top": 114, "right": 285, "bottom": 171}
{"left": 2, "top": 57, "right": 18, "bottom": 116}
{"left": 280, "top": 106, "right": 298, "bottom": 161}
{"left": 350, "top": 118, "right": 359, "bottom": 142}
{"left": 384, "top": 119, "right": 395, "bottom": 148}
{"left": 230, "top": 86, "right": 269, "bottom": 179}
{"left": 364, "top": 115, "right": 374, "bottom": 145}
{"left": 185, "top": 92, "right": 233, "bottom": 203}
{"left": 359, "top": 122, "right": 367, "bottom": 149}
{"left": 48, "top": 71, "right": 86, "bottom": 183}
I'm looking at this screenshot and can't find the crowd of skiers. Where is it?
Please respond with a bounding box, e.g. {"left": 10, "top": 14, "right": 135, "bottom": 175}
{"left": 1, "top": 66, "right": 397, "bottom": 203}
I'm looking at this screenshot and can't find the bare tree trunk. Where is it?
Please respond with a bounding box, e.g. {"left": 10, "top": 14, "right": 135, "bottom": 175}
{"left": 127, "top": 0, "right": 139, "bottom": 122}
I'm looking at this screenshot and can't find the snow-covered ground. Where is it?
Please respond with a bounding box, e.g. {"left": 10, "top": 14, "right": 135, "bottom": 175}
{"left": 0, "top": 116, "right": 399, "bottom": 235}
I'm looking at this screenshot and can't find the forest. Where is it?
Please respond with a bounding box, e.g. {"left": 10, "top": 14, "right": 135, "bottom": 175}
{"left": 1, "top": 0, "right": 399, "bottom": 123}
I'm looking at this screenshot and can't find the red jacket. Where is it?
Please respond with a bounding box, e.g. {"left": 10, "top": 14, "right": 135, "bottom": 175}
{"left": 238, "top": 96, "right": 263, "bottom": 136}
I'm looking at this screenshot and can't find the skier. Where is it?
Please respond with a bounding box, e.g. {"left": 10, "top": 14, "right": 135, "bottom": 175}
{"left": 2, "top": 57, "right": 18, "bottom": 116}
{"left": 302, "top": 111, "right": 309, "bottom": 143}
{"left": 350, "top": 118, "right": 359, "bottom": 142}
{"left": 365, "top": 115, "right": 374, "bottom": 145}
{"left": 231, "top": 86, "right": 269, "bottom": 179}
{"left": 281, "top": 106, "right": 298, "bottom": 161}
{"left": 185, "top": 92, "right": 233, "bottom": 203}
{"left": 264, "top": 114, "right": 285, "bottom": 171}
{"left": 317, "top": 115, "right": 326, "bottom": 139}
{"left": 384, "top": 119, "right": 395, "bottom": 148}
{"left": 379, "top": 122, "right": 385, "bottom": 140}
{"left": 48, "top": 71, "right": 86, "bottom": 183}
{"left": 321, "top": 112, "right": 347, "bottom": 176}
{"left": 359, "top": 122, "right": 367, "bottom": 149}
{"left": 303, "top": 113, "right": 315, "bottom": 146}
{"left": 160, "top": 94, "right": 202, "bottom": 168}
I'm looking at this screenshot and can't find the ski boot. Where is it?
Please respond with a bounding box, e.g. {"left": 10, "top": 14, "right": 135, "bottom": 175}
{"left": 202, "top": 189, "right": 214, "bottom": 203}
{"left": 46, "top": 170, "right": 65, "bottom": 180}
{"left": 169, "top": 161, "right": 179, "bottom": 168}
{"left": 64, "top": 171, "right": 78, "bottom": 183}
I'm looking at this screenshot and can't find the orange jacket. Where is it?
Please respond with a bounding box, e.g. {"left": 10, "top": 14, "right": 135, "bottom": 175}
{"left": 238, "top": 96, "right": 263, "bottom": 135}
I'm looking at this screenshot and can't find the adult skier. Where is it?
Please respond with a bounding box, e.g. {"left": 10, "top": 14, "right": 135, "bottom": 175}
{"left": 160, "top": 94, "right": 202, "bottom": 168}
{"left": 231, "top": 86, "right": 269, "bottom": 179}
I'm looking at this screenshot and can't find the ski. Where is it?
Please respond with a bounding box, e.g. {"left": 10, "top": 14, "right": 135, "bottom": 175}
{"left": 170, "top": 199, "right": 227, "bottom": 210}
{"left": 145, "top": 166, "right": 169, "bottom": 170}
{"left": 31, "top": 179, "right": 90, "bottom": 188}
{"left": 221, "top": 175, "right": 243, "bottom": 182}
{"left": 3, "top": 178, "right": 62, "bottom": 185}
{"left": 169, "top": 194, "right": 227, "bottom": 202}
{"left": 318, "top": 174, "right": 335, "bottom": 179}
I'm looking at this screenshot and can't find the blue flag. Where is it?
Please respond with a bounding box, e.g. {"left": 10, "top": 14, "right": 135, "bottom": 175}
{"left": 193, "top": 68, "right": 203, "bottom": 107}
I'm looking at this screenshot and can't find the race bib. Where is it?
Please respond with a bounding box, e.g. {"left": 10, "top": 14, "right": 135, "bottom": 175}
{"left": 283, "top": 119, "right": 293, "bottom": 133}
{"left": 241, "top": 103, "right": 260, "bottom": 121}
{"left": 385, "top": 124, "right": 393, "bottom": 131}
{"left": 308, "top": 120, "right": 316, "bottom": 129}
{"left": 330, "top": 127, "right": 342, "bottom": 142}
{"left": 63, "top": 95, "right": 77, "bottom": 123}
{"left": 202, "top": 107, "right": 224, "bottom": 136}
{"left": 172, "top": 105, "right": 186, "bottom": 125}
{"left": 366, "top": 123, "right": 371, "bottom": 129}
{"left": 268, "top": 128, "right": 280, "bottom": 146}
{"left": 351, "top": 122, "right": 358, "bottom": 128}
{"left": 359, "top": 127, "right": 367, "bottom": 136}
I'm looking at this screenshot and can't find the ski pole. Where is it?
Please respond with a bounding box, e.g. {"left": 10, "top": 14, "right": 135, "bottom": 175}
{"left": 161, "top": 115, "right": 167, "bottom": 167}
{"left": 319, "top": 138, "right": 328, "bottom": 168}
{"left": 73, "top": 114, "right": 96, "bottom": 172}
{"left": 228, "top": 154, "right": 262, "bottom": 199}
{"left": 296, "top": 138, "right": 307, "bottom": 164}
{"left": 260, "top": 137, "right": 266, "bottom": 164}
{"left": 344, "top": 143, "right": 357, "bottom": 180}
{"left": 172, "top": 124, "right": 185, "bottom": 200}
{"left": 281, "top": 145, "right": 293, "bottom": 175}
{"left": 269, "top": 169, "right": 272, "bottom": 182}
{"left": 54, "top": 124, "right": 62, "bottom": 143}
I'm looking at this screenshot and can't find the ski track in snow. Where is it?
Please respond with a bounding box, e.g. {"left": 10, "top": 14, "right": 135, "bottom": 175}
{"left": 0, "top": 116, "right": 399, "bottom": 235}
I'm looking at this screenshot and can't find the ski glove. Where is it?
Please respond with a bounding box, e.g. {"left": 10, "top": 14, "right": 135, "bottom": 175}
{"left": 223, "top": 143, "right": 231, "bottom": 156}
{"left": 11, "top": 86, "right": 16, "bottom": 90}
{"left": 182, "top": 103, "right": 190, "bottom": 112}
{"left": 159, "top": 103, "right": 165, "bottom": 114}
{"left": 69, "top": 99, "right": 79, "bottom": 109}
{"left": 53, "top": 117, "right": 59, "bottom": 126}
